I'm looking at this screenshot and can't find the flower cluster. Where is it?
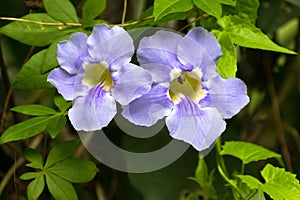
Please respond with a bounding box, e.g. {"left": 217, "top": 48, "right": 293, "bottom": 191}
{"left": 48, "top": 24, "right": 249, "bottom": 151}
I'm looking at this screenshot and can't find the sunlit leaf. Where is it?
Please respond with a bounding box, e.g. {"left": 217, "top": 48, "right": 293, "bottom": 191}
{"left": 218, "top": 15, "right": 296, "bottom": 54}
{"left": 220, "top": 141, "right": 282, "bottom": 164}
{"left": 46, "top": 114, "right": 66, "bottom": 139}
{"left": 153, "top": 0, "right": 193, "bottom": 21}
{"left": 193, "top": 0, "right": 222, "bottom": 18}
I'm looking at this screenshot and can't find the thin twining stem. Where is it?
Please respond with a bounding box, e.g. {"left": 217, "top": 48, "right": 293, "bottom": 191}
{"left": 0, "top": 16, "right": 81, "bottom": 27}
{"left": 0, "top": 16, "right": 154, "bottom": 28}
{"left": 121, "top": 0, "right": 127, "bottom": 27}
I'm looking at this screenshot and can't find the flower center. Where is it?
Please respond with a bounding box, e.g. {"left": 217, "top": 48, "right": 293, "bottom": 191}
{"left": 168, "top": 69, "right": 206, "bottom": 103}
{"left": 82, "top": 61, "right": 114, "bottom": 91}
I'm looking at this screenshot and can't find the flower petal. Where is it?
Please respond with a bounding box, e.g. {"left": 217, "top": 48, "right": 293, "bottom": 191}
{"left": 166, "top": 96, "right": 226, "bottom": 151}
{"left": 87, "top": 24, "right": 134, "bottom": 69}
{"left": 68, "top": 86, "right": 117, "bottom": 131}
{"left": 137, "top": 30, "right": 183, "bottom": 69}
{"left": 186, "top": 27, "right": 222, "bottom": 62}
{"left": 142, "top": 63, "right": 172, "bottom": 83}
{"left": 57, "top": 32, "right": 88, "bottom": 74}
{"left": 47, "top": 68, "right": 87, "bottom": 100}
{"left": 201, "top": 76, "right": 249, "bottom": 119}
{"left": 177, "top": 35, "right": 217, "bottom": 80}
{"left": 122, "top": 84, "right": 173, "bottom": 126}
{"left": 111, "top": 63, "right": 152, "bottom": 105}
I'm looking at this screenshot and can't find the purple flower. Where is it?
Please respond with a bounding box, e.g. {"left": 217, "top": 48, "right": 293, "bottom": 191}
{"left": 48, "top": 24, "right": 152, "bottom": 131}
{"left": 122, "top": 27, "right": 249, "bottom": 151}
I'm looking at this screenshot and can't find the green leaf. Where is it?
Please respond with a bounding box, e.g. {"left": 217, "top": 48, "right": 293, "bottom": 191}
{"left": 185, "top": 193, "right": 199, "bottom": 200}
{"left": 82, "top": 0, "right": 106, "bottom": 27}
{"left": 194, "top": 157, "right": 208, "bottom": 187}
{"left": 0, "top": 13, "right": 75, "bottom": 46}
{"left": 0, "top": 116, "right": 52, "bottom": 144}
{"left": 215, "top": 31, "right": 237, "bottom": 78}
{"left": 236, "top": 175, "right": 261, "bottom": 189}
{"left": 46, "top": 114, "right": 66, "bottom": 138}
{"left": 27, "top": 173, "right": 45, "bottom": 200}
{"left": 12, "top": 50, "right": 53, "bottom": 90}
{"left": 41, "top": 42, "right": 59, "bottom": 73}
{"left": 24, "top": 148, "right": 43, "bottom": 169}
{"left": 261, "top": 164, "right": 300, "bottom": 200}
{"left": 54, "top": 96, "right": 72, "bottom": 112}
{"left": 49, "top": 158, "right": 98, "bottom": 183}
{"left": 220, "top": 141, "right": 282, "bottom": 165}
{"left": 43, "top": 0, "right": 79, "bottom": 23}
{"left": 220, "top": 0, "right": 236, "bottom": 6}
{"left": 45, "top": 172, "right": 78, "bottom": 200}
{"left": 238, "top": 164, "right": 300, "bottom": 200}
{"left": 218, "top": 15, "right": 296, "bottom": 54}
{"left": 193, "top": 0, "right": 222, "bottom": 18}
{"left": 20, "top": 172, "right": 40, "bottom": 180}
{"left": 45, "top": 139, "right": 80, "bottom": 168}
{"left": 236, "top": 0, "right": 259, "bottom": 23}
{"left": 153, "top": 0, "right": 193, "bottom": 21}
{"left": 11, "top": 104, "right": 57, "bottom": 116}
{"left": 41, "top": 33, "right": 75, "bottom": 73}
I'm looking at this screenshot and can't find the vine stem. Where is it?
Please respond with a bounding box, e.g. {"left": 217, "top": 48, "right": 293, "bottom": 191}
{"left": 0, "top": 17, "right": 81, "bottom": 27}
{"left": 0, "top": 134, "right": 44, "bottom": 194}
{"left": 215, "top": 138, "right": 244, "bottom": 199}
{"left": 121, "top": 0, "right": 127, "bottom": 27}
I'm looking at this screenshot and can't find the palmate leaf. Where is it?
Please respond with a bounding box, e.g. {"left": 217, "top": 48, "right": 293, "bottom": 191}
{"left": 45, "top": 139, "right": 80, "bottom": 168}
{"left": 24, "top": 148, "right": 43, "bottom": 169}
{"left": 237, "top": 164, "right": 300, "bottom": 200}
{"left": 220, "top": 141, "right": 282, "bottom": 165}
{"left": 153, "top": 0, "right": 193, "bottom": 21}
{"left": 0, "top": 114, "right": 65, "bottom": 144}
{"left": 48, "top": 158, "right": 99, "bottom": 183}
{"left": 45, "top": 172, "right": 78, "bottom": 200}
{"left": 43, "top": 0, "right": 79, "bottom": 23}
{"left": 27, "top": 173, "right": 45, "bottom": 200}
{"left": 218, "top": 15, "right": 296, "bottom": 54}
{"left": 0, "top": 13, "right": 75, "bottom": 46}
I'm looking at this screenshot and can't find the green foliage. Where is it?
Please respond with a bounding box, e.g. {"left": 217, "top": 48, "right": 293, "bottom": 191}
{"left": 193, "top": 0, "right": 222, "bottom": 18}
{"left": 10, "top": 104, "right": 57, "bottom": 116}
{"left": 43, "top": 0, "right": 79, "bottom": 23}
{"left": 214, "top": 31, "right": 237, "bottom": 78}
{"left": 237, "top": 164, "right": 300, "bottom": 200}
{"left": 82, "top": 0, "right": 106, "bottom": 27}
{"left": 190, "top": 157, "right": 217, "bottom": 199}
{"left": 153, "top": 0, "right": 193, "bottom": 21}
{"left": 236, "top": 0, "right": 259, "bottom": 23}
{"left": 20, "top": 140, "right": 99, "bottom": 200}
{"left": 0, "top": 14, "right": 76, "bottom": 46}
{"left": 0, "top": 99, "right": 70, "bottom": 144}
{"left": 218, "top": 15, "right": 296, "bottom": 54}
{"left": 12, "top": 50, "right": 53, "bottom": 89}
{"left": 220, "top": 141, "right": 282, "bottom": 165}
